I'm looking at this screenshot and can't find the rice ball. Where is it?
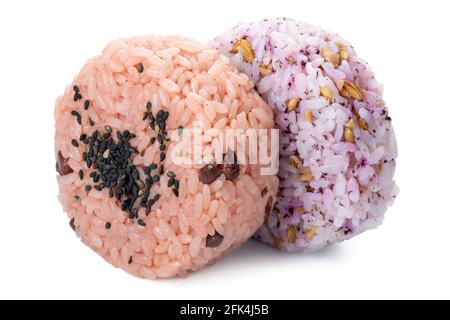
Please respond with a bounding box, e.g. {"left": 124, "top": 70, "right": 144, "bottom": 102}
{"left": 210, "top": 18, "right": 399, "bottom": 252}
{"left": 55, "top": 35, "right": 278, "bottom": 278}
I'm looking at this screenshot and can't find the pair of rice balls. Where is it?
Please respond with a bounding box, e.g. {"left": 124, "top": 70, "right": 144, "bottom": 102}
{"left": 55, "top": 18, "right": 398, "bottom": 278}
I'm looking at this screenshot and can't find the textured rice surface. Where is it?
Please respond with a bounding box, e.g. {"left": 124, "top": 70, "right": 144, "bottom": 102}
{"left": 55, "top": 35, "right": 278, "bottom": 278}
{"left": 211, "top": 18, "right": 398, "bottom": 252}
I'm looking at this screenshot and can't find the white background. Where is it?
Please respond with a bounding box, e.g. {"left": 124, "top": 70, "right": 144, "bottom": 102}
{"left": 0, "top": 0, "right": 449, "bottom": 300}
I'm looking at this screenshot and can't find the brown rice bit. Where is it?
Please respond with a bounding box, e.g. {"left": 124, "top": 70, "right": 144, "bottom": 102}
{"left": 343, "top": 80, "right": 364, "bottom": 100}
{"left": 358, "top": 118, "right": 369, "bottom": 130}
{"left": 304, "top": 226, "right": 319, "bottom": 241}
{"left": 320, "top": 86, "right": 333, "bottom": 100}
{"left": 298, "top": 167, "right": 314, "bottom": 182}
{"left": 287, "top": 226, "right": 297, "bottom": 243}
{"left": 286, "top": 56, "right": 295, "bottom": 64}
{"left": 259, "top": 62, "right": 273, "bottom": 76}
{"left": 287, "top": 97, "right": 301, "bottom": 111}
{"left": 304, "top": 111, "right": 313, "bottom": 122}
{"left": 321, "top": 47, "right": 340, "bottom": 67}
{"left": 230, "top": 39, "right": 255, "bottom": 63}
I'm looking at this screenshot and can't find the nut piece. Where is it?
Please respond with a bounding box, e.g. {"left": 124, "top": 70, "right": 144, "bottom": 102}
{"left": 286, "top": 56, "right": 295, "bottom": 64}
{"left": 304, "top": 226, "right": 318, "bottom": 241}
{"left": 345, "top": 119, "right": 355, "bottom": 129}
{"left": 230, "top": 39, "right": 255, "bottom": 63}
{"left": 298, "top": 167, "right": 314, "bottom": 182}
{"left": 287, "top": 97, "right": 301, "bottom": 111}
{"left": 259, "top": 62, "right": 273, "bottom": 76}
{"left": 343, "top": 80, "right": 364, "bottom": 100}
{"left": 304, "top": 111, "right": 313, "bottom": 122}
{"left": 321, "top": 47, "right": 340, "bottom": 67}
{"left": 320, "top": 86, "right": 333, "bottom": 100}
{"left": 287, "top": 226, "right": 297, "bottom": 243}
{"left": 289, "top": 155, "right": 302, "bottom": 169}
{"left": 339, "top": 50, "right": 349, "bottom": 63}
{"left": 358, "top": 118, "right": 369, "bottom": 130}
{"left": 339, "top": 87, "right": 352, "bottom": 99}
{"left": 230, "top": 40, "right": 240, "bottom": 54}
{"left": 344, "top": 127, "right": 355, "bottom": 143}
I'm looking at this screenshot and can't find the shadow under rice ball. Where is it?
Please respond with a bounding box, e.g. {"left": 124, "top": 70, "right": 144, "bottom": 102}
{"left": 55, "top": 35, "right": 278, "bottom": 278}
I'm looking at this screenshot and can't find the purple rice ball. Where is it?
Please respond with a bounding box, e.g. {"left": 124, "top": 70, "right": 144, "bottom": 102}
{"left": 210, "top": 18, "right": 399, "bottom": 252}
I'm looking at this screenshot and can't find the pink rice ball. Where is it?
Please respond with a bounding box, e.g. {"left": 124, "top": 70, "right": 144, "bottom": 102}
{"left": 55, "top": 35, "right": 278, "bottom": 278}
{"left": 210, "top": 18, "right": 399, "bottom": 252}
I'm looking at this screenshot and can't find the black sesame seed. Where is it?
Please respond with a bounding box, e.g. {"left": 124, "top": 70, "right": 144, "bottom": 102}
{"left": 150, "top": 137, "right": 156, "bottom": 145}
{"left": 146, "top": 102, "right": 152, "bottom": 112}
{"left": 160, "top": 152, "right": 166, "bottom": 161}
{"left": 168, "top": 177, "right": 175, "bottom": 187}
{"left": 142, "top": 112, "right": 148, "bottom": 121}
{"left": 149, "top": 163, "right": 157, "bottom": 170}
{"left": 159, "top": 165, "right": 164, "bottom": 175}
{"left": 138, "top": 219, "right": 146, "bottom": 227}
{"left": 167, "top": 171, "right": 175, "bottom": 178}
{"left": 174, "top": 180, "right": 179, "bottom": 190}
{"left": 78, "top": 170, "right": 84, "bottom": 180}
{"left": 80, "top": 133, "right": 87, "bottom": 141}
{"left": 144, "top": 167, "right": 151, "bottom": 174}
{"left": 128, "top": 257, "right": 133, "bottom": 264}
{"left": 157, "top": 134, "right": 163, "bottom": 145}
{"left": 152, "top": 175, "right": 160, "bottom": 183}
{"left": 89, "top": 118, "right": 95, "bottom": 126}
{"left": 153, "top": 194, "right": 160, "bottom": 202}
{"left": 71, "top": 139, "right": 79, "bottom": 147}
{"left": 105, "top": 222, "right": 111, "bottom": 229}
{"left": 84, "top": 100, "right": 90, "bottom": 110}
{"left": 94, "top": 185, "right": 102, "bottom": 191}
{"left": 85, "top": 185, "right": 92, "bottom": 192}
{"left": 159, "top": 144, "right": 166, "bottom": 151}
{"left": 137, "top": 63, "right": 144, "bottom": 73}
{"left": 172, "top": 189, "right": 179, "bottom": 197}
{"left": 177, "top": 126, "right": 183, "bottom": 136}
{"left": 73, "top": 85, "right": 79, "bottom": 92}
